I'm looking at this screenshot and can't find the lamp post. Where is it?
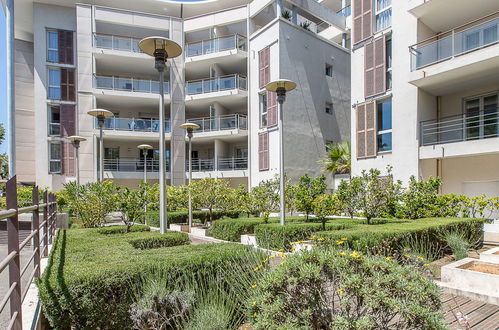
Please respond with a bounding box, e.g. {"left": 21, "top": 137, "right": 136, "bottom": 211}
{"left": 67, "top": 136, "right": 87, "bottom": 187}
{"left": 87, "top": 109, "right": 114, "bottom": 182}
{"left": 137, "top": 144, "right": 153, "bottom": 183}
{"left": 179, "top": 122, "right": 200, "bottom": 230}
{"left": 265, "top": 79, "right": 296, "bottom": 226}
{"left": 139, "top": 36, "right": 182, "bottom": 234}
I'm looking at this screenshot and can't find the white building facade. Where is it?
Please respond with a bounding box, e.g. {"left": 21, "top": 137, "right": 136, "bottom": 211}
{"left": 9, "top": 0, "right": 351, "bottom": 190}
{"left": 350, "top": 0, "right": 499, "bottom": 197}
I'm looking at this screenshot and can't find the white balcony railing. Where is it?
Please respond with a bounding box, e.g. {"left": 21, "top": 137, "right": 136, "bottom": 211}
{"left": 410, "top": 13, "right": 499, "bottom": 70}
{"left": 103, "top": 158, "right": 162, "bottom": 172}
{"left": 188, "top": 114, "right": 247, "bottom": 132}
{"left": 94, "top": 75, "right": 170, "bottom": 94}
{"left": 104, "top": 157, "right": 248, "bottom": 172}
{"left": 217, "top": 157, "right": 248, "bottom": 170}
{"left": 421, "top": 108, "right": 499, "bottom": 146}
{"left": 186, "top": 34, "right": 247, "bottom": 57}
{"left": 93, "top": 33, "right": 142, "bottom": 53}
{"left": 186, "top": 74, "right": 247, "bottom": 95}
{"left": 97, "top": 117, "right": 171, "bottom": 133}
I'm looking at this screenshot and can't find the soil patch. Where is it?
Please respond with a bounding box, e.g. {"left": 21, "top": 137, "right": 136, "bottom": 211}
{"left": 458, "top": 261, "right": 499, "bottom": 275}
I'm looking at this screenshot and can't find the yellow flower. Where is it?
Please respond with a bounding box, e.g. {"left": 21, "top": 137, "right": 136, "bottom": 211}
{"left": 253, "top": 312, "right": 257, "bottom": 317}
{"left": 317, "top": 237, "right": 325, "bottom": 241}
{"left": 336, "top": 240, "right": 345, "bottom": 245}
{"left": 339, "top": 252, "right": 347, "bottom": 256}
{"left": 385, "top": 257, "right": 391, "bottom": 261}
{"left": 418, "top": 256, "right": 424, "bottom": 261}
{"left": 253, "top": 267, "right": 259, "bottom": 272}
{"left": 341, "top": 237, "right": 347, "bottom": 241}
{"left": 278, "top": 249, "right": 284, "bottom": 252}
{"left": 350, "top": 251, "right": 361, "bottom": 259}
{"left": 270, "top": 255, "right": 275, "bottom": 258}
{"left": 423, "top": 263, "right": 429, "bottom": 267}
{"left": 337, "top": 288, "right": 344, "bottom": 296}
{"left": 309, "top": 236, "right": 316, "bottom": 240}
{"left": 355, "top": 240, "right": 360, "bottom": 243}
{"left": 252, "top": 301, "right": 257, "bottom": 307}
{"left": 251, "top": 284, "right": 257, "bottom": 289}
{"left": 404, "top": 254, "right": 410, "bottom": 258}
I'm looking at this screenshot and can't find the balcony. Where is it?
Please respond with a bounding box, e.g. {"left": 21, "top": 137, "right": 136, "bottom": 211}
{"left": 410, "top": 13, "right": 499, "bottom": 70}
{"left": 217, "top": 157, "right": 248, "bottom": 171}
{"left": 186, "top": 34, "right": 247, "bottom": 58}
{"left": 94, "top": 75, "right": 170, "bottom": 94}
{"left": 188, "top": 114, "right": 247, "bottom": 132}
{"left": 104, "top": 158, "right": 162, "bottom": 172}
{"left": 421, "top": 109, "right": 499, "bottom": 146}
{"left": 93, "top": 34, "right": 142, "bottom": 53}
{"left": 98, "top": 117, "right": 171, "bottom": 133}
{"left": 186, "top": 74, "right": 247, "bottom": 95}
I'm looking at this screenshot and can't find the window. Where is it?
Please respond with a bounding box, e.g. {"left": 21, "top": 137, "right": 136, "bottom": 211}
{"left": 386, "top": 37, "right": 392, "bottom": 90}
{"left": 325, "top": 64, "right": 333, "bottom": 77}
{"left": 258, "top": 46, "right": 270, "bottom": 89}
{"left": 47, "top": 30, "right": 58, "bottom": 62}
{"left": 258, "top": 132, "right": 269, "bottom": 171}
{"left": 49, "top": 106, "right": 60, "bottom": 136}
{"left": 49, "top": 142, "right": 62, "bottom": 173}
{"left": 259, "top": 92, "right": 268, "bottom": 127}
{"left": 104, "top": 147, "right": 120, "bottom": 171}
{"left": 325, "top": 103, "right": 334, "bottom": 115}
{"left": 48, "top": 68, "right": 61, "bottom": 99}
{"left": 464, "top": 93, "right": 498, "bottom": 140}
{"left": 377, "top": 99, "right": 392, "bottom": 152}
{"left": 375, "top": 0, "right": 392, "bottom": 32}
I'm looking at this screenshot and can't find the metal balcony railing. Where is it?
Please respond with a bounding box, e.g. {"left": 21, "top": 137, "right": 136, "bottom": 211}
{"left": 218, "top": 157, "right": 248, "bottom": 170}
{"left": 421, "top": 108, "right": 499, "bottom": 146}
{"left": 186, "top": 74, "right": 247, "bottom": 95}
{"left": 98, "top": 117, "right": 171, "bottom": 133}
{"left": 410, "top": 12, "right": 499, "bottom": 70}
{"left": 189, "top": 159, "right": 215, "bottom": 172}
{"left": 188, "top": 114, "right": 247, "bottom": 132}
{"left": 103, "top": 158, "right": 249, "bottom": 172}
{"left": 103, "top": 158, "right": 163, "bottom": 172}
{"left": 93, "top": 33, "right": 142, "bottom": 53}
{"left": 93, "top": 75, "right": 170, "bottom": 94}
{"left": 186, "top": 34, "right": 247, "bottom": 57}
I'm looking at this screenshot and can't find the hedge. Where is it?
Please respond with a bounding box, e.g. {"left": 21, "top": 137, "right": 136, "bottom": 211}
{"left": 128, "top": 232, "right": 190, "bottom": 249}
{"left": 97, "top": 224, "right": 150, "bottom": 235}
{"left": 37, "top": 229, "right": 260, "bottom": 329}
{"left": 145, "top": 210, "right": 242, "bottom": 227}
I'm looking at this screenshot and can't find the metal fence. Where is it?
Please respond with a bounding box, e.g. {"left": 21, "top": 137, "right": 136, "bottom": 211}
{"left": 186, "top": 74, "right": 247, "bottom": 95}
{"left": 186, "top": 34, "right": 247, "bottom": 57}
{"left": 0, "top": 176, "right": 57, "bottom": 330}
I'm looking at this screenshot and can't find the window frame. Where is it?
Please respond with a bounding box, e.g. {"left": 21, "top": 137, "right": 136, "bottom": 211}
{"left": 376, "top": 98, "right": 392, "bottom": 152}
{"left": 48, "top": 67, "right": 61, "bottom": 100}
{"left": 48, "top": 105, "right": 61, "bottom": 136}
{"left": 385, "top": 36, "right": 392, "bottom": 90}
{"left": 259, "top": 92, "right": 268, "bottom": 128}
{"left": 375, "top": 0, "right": 392, "bottom": 32}
{"left": 47, "top": 30, "right": 59, "bottom": 63}
{"left": 325, "top": 63, "right": 333, "bottom": 77}
{"left": 49, "top": 141, "right": 62, "bottom": 174}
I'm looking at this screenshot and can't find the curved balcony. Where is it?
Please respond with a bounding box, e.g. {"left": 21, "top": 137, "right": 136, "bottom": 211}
{"left": 186, "top": 34, "right": 247, "bottom": 57}
{"left": 97, "top": 117, "right": 171, "bottom": 133}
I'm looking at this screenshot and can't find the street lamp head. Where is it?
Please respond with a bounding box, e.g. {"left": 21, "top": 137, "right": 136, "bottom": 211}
{"left": 180, "top": 122, "right": 200, "bottom": 138}
{"left": 88, "top": 108, "right": 114, "bottom": 127}
{"left": 67, "top": 135, "right": 86, "bottom": 148}
{"left": 265, "top": 79, "right": 297, "bottom": 104}
{"left": 137, "top": 144, "right": 153, "bottom": 150}
{"left": 139, "top": 37, "right": 182, "bottom": 71}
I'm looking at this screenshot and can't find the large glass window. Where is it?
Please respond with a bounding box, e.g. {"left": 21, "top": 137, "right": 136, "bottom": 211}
{"left": 259, "top": 92, "right": 267, "bottom": 128}
{"left": 377, "top": 99, "right": 392, "bottom": 152}
{"left": 48, "top": 106, "right": 60, "bottom": 136}
{"left": 49, "top": 142, "right": 62, "bottom": 173}
{"left": 375, "top": 0, "right": 392, "bottom": 32}
{"left": 464, "top": 93, "right": 498, "bottom": 140}
{"left": 48, "top": 68, "right": 61, "bottom": 99}
{"left": 47, "top": 30, "right": 58, "bottom": 62}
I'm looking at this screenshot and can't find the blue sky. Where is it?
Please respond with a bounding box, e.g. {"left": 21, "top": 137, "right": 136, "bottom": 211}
{"left": 0, "top": 6, "right": 7, "bottom": 154}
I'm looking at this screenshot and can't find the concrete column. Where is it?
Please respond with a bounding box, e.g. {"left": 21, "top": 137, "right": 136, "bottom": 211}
{"left": 170, "top": 18, "right": 186, "bottom": 186}
{"left": 6, "top": 0, "right": 15, "bottom": 178}
{"left": 214, "top": 139, "right": 228, "bottom": 171}
{"left": 213, "top": 102, "right": 227, "bottom": 116}
{"left": 291, "top": 6, "right": 298, "bottom": 24}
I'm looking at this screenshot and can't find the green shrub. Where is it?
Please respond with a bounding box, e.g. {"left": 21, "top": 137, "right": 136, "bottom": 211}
{"left": 37, "top": 229, "right": 258, "bottom": 329}
{"left": 129, "top": 232, "right": 190, "bottom": 249}
{"left": 97, "top": 224, "right": 150, "bottom": 235}
{"left": 145, "top": 210, "right": 242, "bottom": 227}
{"left": 249, "top": 248, "right": 446, "bottom": 329}
{"left": 443, "top": 232, "right": 471, "bottom": 260}
{"left": 209, "top": 219, "right": 264, "bottom": 241}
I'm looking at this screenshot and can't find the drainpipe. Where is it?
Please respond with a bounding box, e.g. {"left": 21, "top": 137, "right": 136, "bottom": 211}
{"left": 6, "top": 0, "right": 15, "bottom": 178}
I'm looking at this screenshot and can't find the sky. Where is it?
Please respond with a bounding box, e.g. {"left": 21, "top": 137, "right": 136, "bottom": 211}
{"left": 0, "top": 6, "right": 7, "bottom": 154}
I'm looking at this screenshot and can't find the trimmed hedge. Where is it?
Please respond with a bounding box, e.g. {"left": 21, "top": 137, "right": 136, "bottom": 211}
{"left": 37, "top": 229, "right": 260, "bottom": 329}
{"left": 208, "top": 218, "right": 264, "bottom": 241}
{"left": 97, "top": 224, "right": 150, "bottom": 235}
{"left": 128, "top": 232, "right": 189, "bottom": 249}
{"left": 145, "top": 210, "right": 242, "bottom": 227}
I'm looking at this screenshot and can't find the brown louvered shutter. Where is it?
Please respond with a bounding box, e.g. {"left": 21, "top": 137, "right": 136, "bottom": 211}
{"left": 353, "top": 0, "right": 373, "bottom": 45}
{"left": 259, "top": 47, "right": 270, "bottom": 89}
{"left": 60, "top": 105, "right": 76, "bottom": 176}
{"left": 353, "top": 0, "right": 363, "bottom": 44}
{"left": 365, "top": 101, "right": 377, "bottom": 157}
{"left": 60, "top": 68, "right": 76, "bottom": 101}
{"left": 364, "top": 41, "right": 374, "bottom": 98}
{"left": 356, "top": 103, "right": 366, "bottom": 159}
{"left": 64, "top": 30, "right": 74, "bottom": 65}
{"left": 258, "top": 132, "right": 269, "bottom": 171}
{"left": 373, "top": 35, "right": 387, "bottom": 96}
{"left": 267, "top": 91, "right": 277, "bottom": 127}
{"left": 58, "top": 30, "right": 67, "bottom": 64}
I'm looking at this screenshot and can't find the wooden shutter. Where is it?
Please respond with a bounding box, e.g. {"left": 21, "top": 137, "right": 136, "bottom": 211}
{"left": 356, "top": 101, "right": 376, "bottom": 159}
{"left": 60, "top": 68, "right": 76, "bottom": 101}
{"left": 267, "top": 91, "right": 277, "bottom": 127}
{"left": 259, "top": 47, "right": 270, "bottom": 89}
{"left": 353, "top": 0, "right": 373, "bottom": 45}
{"left": 258, "top": 132, "right": 269, "bottom": 171}
{"left": 58, "top": 30, "right": 74, "bottom": 65}
{"left": 60, "top": 105, "right": 76, "bottom": 176}
{"left": 373, "top": 35, "right": 387, "bottom": 96}
{"left": 364, "top": 41, "right": 375, "bottom": 98}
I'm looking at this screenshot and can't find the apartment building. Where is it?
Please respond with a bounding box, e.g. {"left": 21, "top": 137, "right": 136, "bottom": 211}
{"left": 350, "top": 0, "right": 499, "bottom": 197}
{"left": 9, "top": 0, "right": 350, "bottom": 190}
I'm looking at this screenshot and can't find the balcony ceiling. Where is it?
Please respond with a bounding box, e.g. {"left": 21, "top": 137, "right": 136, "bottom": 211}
{"left": 410, "top": 0, "right": 499, "bottom": 33}
{"left": 94, "top": 53, "right": 162, "bottom": 78}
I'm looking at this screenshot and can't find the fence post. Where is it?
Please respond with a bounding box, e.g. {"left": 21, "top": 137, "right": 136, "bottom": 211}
{"left": 43, "top": 191, "right": 48, "bottom": 257}
{"left": 32, "top": 186, "right": 41, "bottom": 278}
{"left": 6, "top": 176, "right": 22, "bottom": 329}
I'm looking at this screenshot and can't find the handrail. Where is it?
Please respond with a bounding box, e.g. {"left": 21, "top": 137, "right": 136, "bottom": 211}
{"left": 99, "top": 117, "right": 171, "bottom": 133}
{"left": 186, "top": 74, "right": 246, "bottom": 84}
{"left": 186, "top": 74, "right": 247, "bottom": 95}
{"left": 186, "top": 33, "right": 246, "bottom": 45}
{"left": 93, "top": 74, "right": 170, "bottom": 94}
{"left": 187, "top": 114, "right": 247, "bottom": 132}
{"left": 186, "top": 34, "right": 247, "bottom": 57}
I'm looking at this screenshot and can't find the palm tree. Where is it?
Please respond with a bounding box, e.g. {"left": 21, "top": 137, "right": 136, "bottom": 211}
{"left": 319, "top": 141, "right": 351, "bottom": 178}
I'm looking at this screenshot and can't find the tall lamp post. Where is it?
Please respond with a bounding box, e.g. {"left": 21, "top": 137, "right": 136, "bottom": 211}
{"left": 67, "top": 136, "right": 87, "bottom": 187}
{"left": 87, "top": 109, "right": 114, "bottom": 182}
{"left": 139, "top": 37, "right": 182, "bottom": 234}
{"left": 180, "top": 122, "right": 200, "bottom": 230}
{"left": 265, "top": 79, "right": 296, "bottom": 226}
{"left": 137, "top": 144, "right": 153, "bottom": 183}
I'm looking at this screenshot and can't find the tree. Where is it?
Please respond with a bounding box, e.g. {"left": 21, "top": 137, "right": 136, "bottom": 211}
{"left": 319, "top": 141, "right": 351, "bottom": 176}
{"left": 295, "top": 174, "right": 327, "bottom": 221}
{"left": 251, "top": 177, "right": 280, "bottom": 223}
{"left": 313, "top": 194, "right": 342, "bottom": 230}
{"left": 190, "top": 178, "right": 232, "bottom": 223}
{"left": 356, "top": 168, "right": 393, "bottom": 224}
{"left": 336, "top": 178, "right": 360, "bottom": 218}
{"left": 397, "top": 176, "right": 441, "bottom": 219}
{"left": 117, "top": 187, "right": 146, "bottom": 233}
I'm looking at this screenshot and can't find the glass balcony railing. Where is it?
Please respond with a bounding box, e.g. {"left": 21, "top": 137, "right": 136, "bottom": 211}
{"left": 336, "top": 5, "right": 351, "bottom": 17}
{"left": 186, "top": 34, "right": 247, "bottom": 57}
{"left": 188, "top": 114, "right": 247, "bottom": 132}
{"left": 410, "top": 13, "right": 499, "bottom": 70}
{"left": 94, "top": 75, "right": 170, "bottom": 94}
{"left": 104, "top": 158, "right": 163, "bottom": 172}
{"left": 421, "top": 109, "right": 499, "bottom": 146}
{"left": 186, "top": 74, "right": 247, "bottom": 95}
{"left": 97, "top": 117, "right": 171, "bottom": 133}
{"left": 103, "top": 157, "right": 248, "bottom": 172}
{"left": 93, "top": 34, "right": 142, "bottom": 53}
{"left": 217, "top": 157, "right": 248, "bottom": 170}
